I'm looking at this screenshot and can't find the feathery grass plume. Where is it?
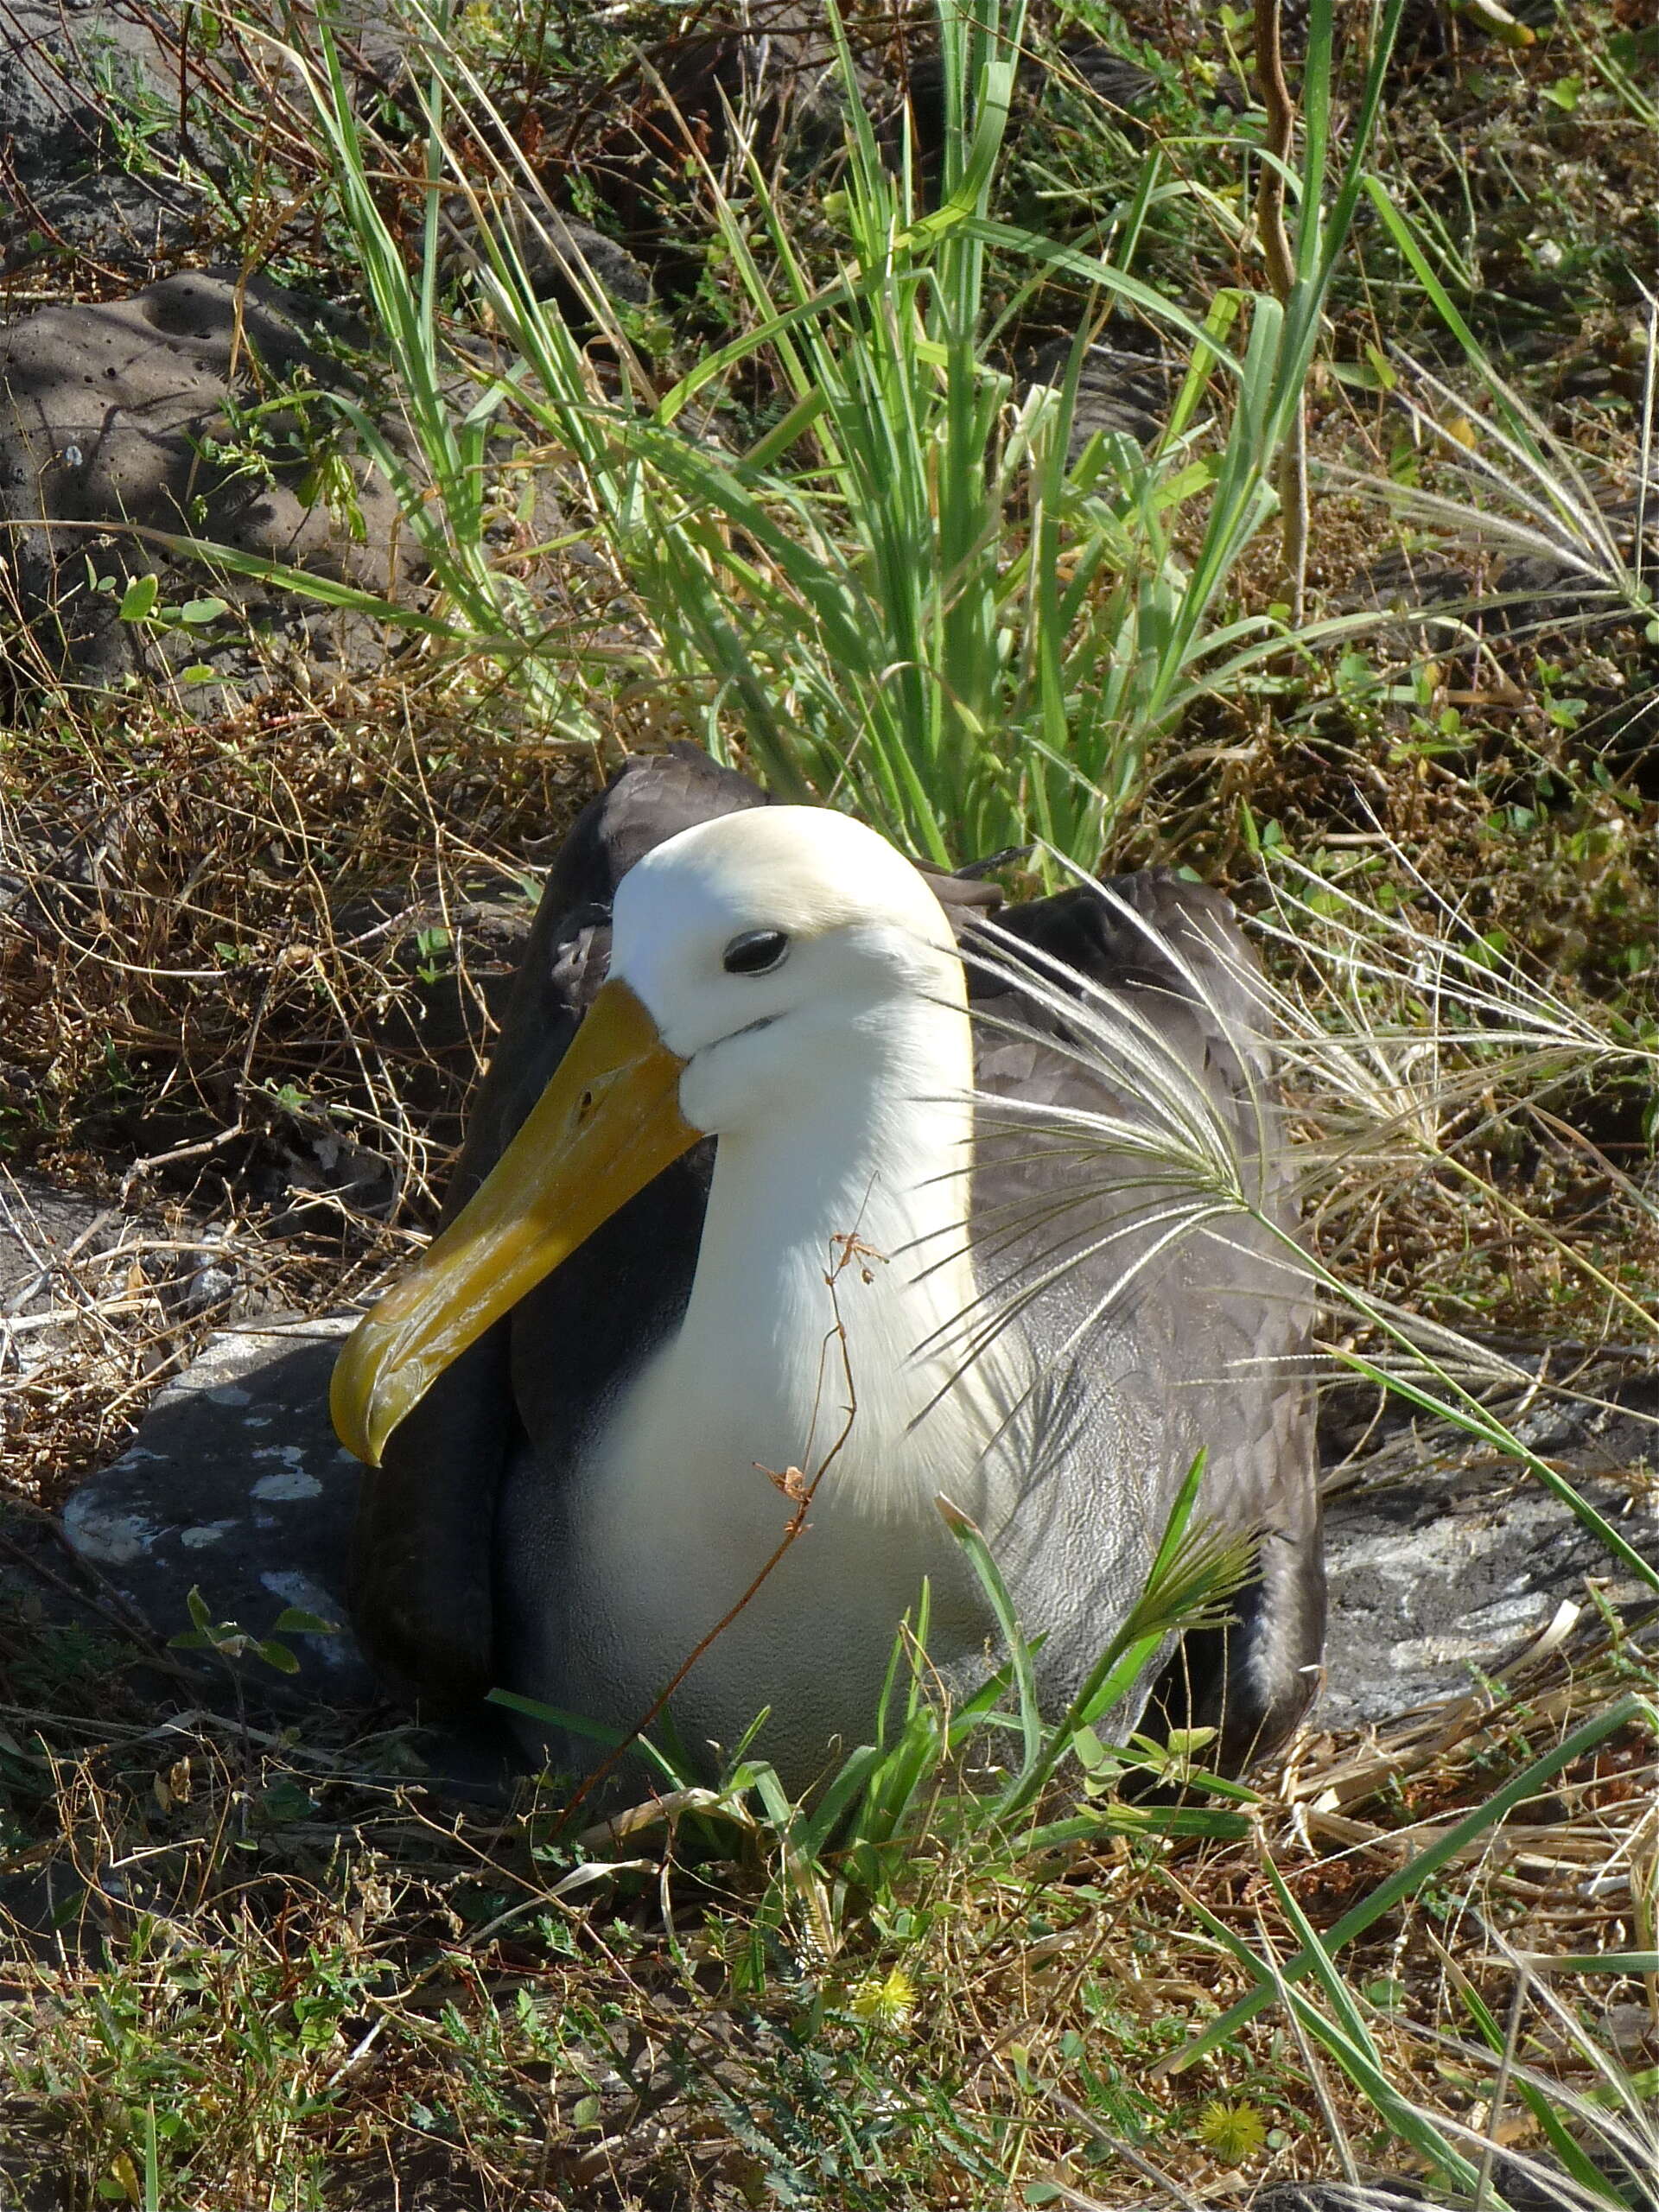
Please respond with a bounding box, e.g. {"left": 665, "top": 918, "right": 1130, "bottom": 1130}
{"left": 1334, "top": 188, "right": 1657, "bottom": 663}
{"left": 931, "top": 852, "right": 1656, "bottom": 1597}
{"left": 921, "top": 879, "right": 1306, "bottom": 1410}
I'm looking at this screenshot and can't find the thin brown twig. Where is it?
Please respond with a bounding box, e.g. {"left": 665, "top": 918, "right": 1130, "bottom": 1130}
{"left": 1472, "top": 1960, "right": 1530, "bottom": 2212}
{"left": 1253, "top": 0, "right": 1308, "bottom": 626}
{"left": 561, "top": 1229, "right": 874, "bottom": 1832}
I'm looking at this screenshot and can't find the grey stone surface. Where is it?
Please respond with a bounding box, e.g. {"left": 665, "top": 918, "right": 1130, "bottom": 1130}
{"left": 55, "top": 1319, "right": 1659, "bottom": 1738}
{"left": 1, "top": 0, "right": 197, "bottom": 271}
{"left": 1026, "top": 336, "right": 1178, "bottom": 461}
{"left": 0, "top": 1167, "right": 114, "bottom": 1314}
{"left": 1320, "top": 1376, "right": 1659, "bottom": 1728}
{"left": 59, "top": 1318, "right": 374, "bottom": 1703}
{"left": 0, "top": 1166, "right": 262, "bottom": 1370}
{"left": 445, "top": 195, "right": 652, "bottom": 320}
{"left": 0, "top": 270, "right": 412, "bottom": 696}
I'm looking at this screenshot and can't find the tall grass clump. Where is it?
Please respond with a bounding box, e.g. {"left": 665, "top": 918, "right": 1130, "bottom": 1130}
{"left": 165, "top": 0, "right": 1408, "bottom": 869}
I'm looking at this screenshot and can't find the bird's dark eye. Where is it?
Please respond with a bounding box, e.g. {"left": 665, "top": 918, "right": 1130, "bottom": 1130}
{"left": 722, "top": 929, "right": 790, "bottom": 976}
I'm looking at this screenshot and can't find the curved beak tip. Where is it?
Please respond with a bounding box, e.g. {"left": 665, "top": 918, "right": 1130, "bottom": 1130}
{"left": 323, "top": 978, "right": 696, "bottom": 1477}
{"left": 330, "top": 1329, "right": 390, "bottom": 1468}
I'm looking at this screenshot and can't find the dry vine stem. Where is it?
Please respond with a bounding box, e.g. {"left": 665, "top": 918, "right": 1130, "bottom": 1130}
{"left": 1255, "top": 0, "right": 1309, "bottom": 626}
{"left": 563, "top": 1228, "right": 874, "bottom": 1829}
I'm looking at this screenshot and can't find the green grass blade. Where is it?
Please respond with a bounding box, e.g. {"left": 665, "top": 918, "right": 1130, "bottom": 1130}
{"left": 1456, "top": 1979, "right": 1626, "bottom": 2202}
{"left": 1166, "top": 1694, "right": 1652, "bottom": 2073}
{"left": 938, "top": 1497, "right": 1043, "bottom": 1770}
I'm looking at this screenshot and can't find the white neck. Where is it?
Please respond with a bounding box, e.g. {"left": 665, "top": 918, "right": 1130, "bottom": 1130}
{"left": 674, "top": 991, "right": 986, "bottom": 1483}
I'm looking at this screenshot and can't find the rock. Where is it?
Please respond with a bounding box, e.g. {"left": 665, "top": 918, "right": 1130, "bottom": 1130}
{"left": 0, "top": 271, "right": 412, "bottom": 699}
{"left": 1484, "top": 544, "right": 1626, "bottom": 639}
{"left": 446, "top": 197, "right": 652, "bottom": 324}
{"left": 0, "top": 0, "right": 430, "bottom": 282}
{"left": 1058, "top": 43, "right": 1159, "bottom": 117}
{"left": 56, "top": 1319, "right": 1659, "bottom": 1744}
{"left": 58, "top": 1318, "right": 376, "bottom": 1705}
{"left": 1026, "top": 335, "right": 1177, "bottom": 460}
{"left": 1341, "top": 547, "right": 1480, "bottom": 658}
{"left": 1320, "top": 1370, "right": 1659, "bottom": 1728}
{"left": 581, "top": 10, "right": 845, "bottom": 270}
{"left": 1342, "top": 491, "right": 1654, "bottom": 658}
{"left": 876, "top": 36, "right": 1156, "bottom": 202}
{"left": 1341, "top": 540, "right": 1627, "bottom": 658}
{"left": 1, "top": 0, "right": 197, "bottom": 275}
{"left": 1253, "top": 2177, "right": 1629, "bottom": 2212}
{"left": 0, "top": 1166, "right": 258, "bottom": 1374}
{"left": 0, "top": 1169, "right": 116, "bottom": 1319}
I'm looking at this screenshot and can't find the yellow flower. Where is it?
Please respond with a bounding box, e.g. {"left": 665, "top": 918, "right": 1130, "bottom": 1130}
{"left": 1196, "top": 2098, "right": 1268, "bottom": 2162}
{"left": 848, "top": 1966, "right": 918, "bottom": 2032}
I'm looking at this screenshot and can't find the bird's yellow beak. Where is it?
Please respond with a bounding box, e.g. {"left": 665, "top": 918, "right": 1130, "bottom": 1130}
{"left": 331, "top": 978, "right": 697, "bottom": 1468}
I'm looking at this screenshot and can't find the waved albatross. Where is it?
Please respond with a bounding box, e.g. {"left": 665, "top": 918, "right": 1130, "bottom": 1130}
{"left": 334, "top": 748, "right": 1323, "bottom": 1789}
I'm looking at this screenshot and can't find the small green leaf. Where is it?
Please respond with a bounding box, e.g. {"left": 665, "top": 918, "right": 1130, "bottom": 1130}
{"left": 1072, "top": 1724, "right": 1111, "bottom": 1772}
{"left": 1154, "top": 456, "right": 1219, "bottom": 509}
{"left": 179, "top": 595, "right": 229, "bottom": 625}
{"left": 270, "top": 1608, "right": 337, "bottom": 1636}
{"left": 118, "top": 574, "right": 160, "bottom": 620}
{"left": 257, "top": 1640, "right": 302, "bottom": 1675}
{"left": 262, "top": 1777, "right": 318, "bottom": 1822}
{"left": 1586, "top": 2065, "right": 1659, "bottom": 2106}
{"left": 1162, "top": 1726, "right": 1219, "bottom": 1758}
{"left": 1330, "top": 359, "right": 1391, "bottom": 392}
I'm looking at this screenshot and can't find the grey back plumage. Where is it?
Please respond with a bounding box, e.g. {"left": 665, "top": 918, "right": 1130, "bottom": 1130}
{"left": 955, "top": 876, "right": 1323, "bottom": 1765}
